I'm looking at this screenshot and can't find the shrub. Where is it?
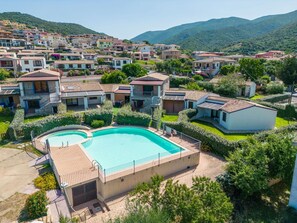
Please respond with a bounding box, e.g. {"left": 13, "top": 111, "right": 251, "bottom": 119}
{"left": 57, "top": 103, "right": 67, "bottom": 114}
{"left": 7, "top": 109, "right": 24, "bottom": 140}
{"left": 25, "top": 190, "right": 48, "bottom": 219}
{"left": 84, "top": 109, "right": 113, "bottom": 126}
{"left": 116, "top": 108, "right": 152, "bottom": 127}
{"left": 0, "top": 107, "right": 13, "bottom": 116}
{"left": 178, "top": 109, "right": 197, "bottom": 122}
{"left": 197, "top": 81, "right": 214, "bottom": 91}
{"left": 22, "top": 113, "right": 81, "bottom": 139}
{"left": 193, "top": 75, "right": 204, "bottom": 81}
{"left": 0, "top": 68, "right": 10, "bottom": 80}
{"left": 94, "top": 69, "right": 104, "bottom": 75}
{"left": 102, "top": 100, "right": 113, "bottom": 110}
{"left": 265, "top": 82, "right": 284, "bottom": 94}
{"left": 34, "top": 172, "right": 58, "bottom": 191}
{"left": 91, "top": 120, "right": 105, "bottom": 128}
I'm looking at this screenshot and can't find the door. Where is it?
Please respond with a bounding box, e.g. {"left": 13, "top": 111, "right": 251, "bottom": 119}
{"left": 72, "top": 181, "right": 97, "bottom": 206}
{"left": 27, "top": 100, "right": 40, "bottom": 109}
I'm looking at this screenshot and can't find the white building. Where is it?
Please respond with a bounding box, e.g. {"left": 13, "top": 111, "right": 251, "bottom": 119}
{"left": 20, "top": 57, "right": 46, "bottom": 72}
{"left": 112, "top": 57, "right": 132, "bottom": 69}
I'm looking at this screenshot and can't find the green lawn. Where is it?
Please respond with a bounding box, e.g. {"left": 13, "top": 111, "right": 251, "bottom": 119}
{"left": 161, "top": 115, "right": 179, "bottom": 122}
{"left": 191, "top": 121, "right": 250, "bottom": 141}
{"left": 275, "top": 117, "right": 296, "bottom": 128}
{"left": 0, "top": 115, "right": 13, "bottom": 137}
{"left": 24, "top": 115, "right": 47, "bottom": 123}
{"left": 250, "top": 94, "right": 265, "bottom": 100}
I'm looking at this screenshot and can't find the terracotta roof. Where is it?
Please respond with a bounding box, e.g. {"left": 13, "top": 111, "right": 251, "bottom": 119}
{"left": 135, "top": 72, "right": 169, "bottom": 82}
{"left": 54, "top": 60, "right": 94, "bottom": 65}
{"left": 194, "top": 57, "right": 236, "bottom": 63}
{"left": 61, "top": 81, "right": 102, "bottom": 92}
{"left": 207, "top": 96, "right": 232, "bottom": 103}
{"left": 100, "top": 84, "right": 130, "bottom": 93}
{"left": 185, "top": 91, "right": 209, "bottom": 101}
{"left": 221, "top": 100, "right": 254, "bottom": 113}
{"left": 17, "top": 69, "right": 60, "bottom": 82}
{"left": 0, "top": 56, "right": 18, "bottom": 60}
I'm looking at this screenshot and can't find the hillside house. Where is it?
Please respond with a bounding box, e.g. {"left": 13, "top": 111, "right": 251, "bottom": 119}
{"left": 20, "top": 57, "right": 46, "bottom": 72}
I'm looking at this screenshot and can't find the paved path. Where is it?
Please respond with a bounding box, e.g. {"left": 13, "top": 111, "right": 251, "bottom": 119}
{"left": 0, "top": 148, "right": 39, "bottom": 201}
{"left": 47, "top": 190, "right": 71, "bottom": 223}
{"left": 86, "top": 151, "right": 226, "bottom": 223}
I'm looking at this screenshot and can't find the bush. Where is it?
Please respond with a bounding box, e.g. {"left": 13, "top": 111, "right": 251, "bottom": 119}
{"left": 7, "top": 109, "right": 24, "bottom": 140}
{"left": 25, "top": 190, "right": 48, "bottom": 219}
{"left": 91, "top": 120, "right": 105, "bottom": 128}
{"left": 57, "top": 103, "right": 67, "bottom": 114}
{"left": 102, "top": 100, "right": 113, "bottom": 110}
{"left": 265, "top": 82, "right": 284, "bottom": 94}
{"left": 193, "top": 74, "right": 204, "bottom": 81}
{"left": 116, "top": 108, "right": 152, "bottom": 127}
{"left": 34, "top": 172, "right": 58, "bottom": 191}
{"left": 84, "top": 109, "right": 113, "bottom": 126}
{"left": 0, "top": 68, "right": 10, "bottom": 80}
{"left": 0, "top": 107, "right": 13, "bottom": 116}
{"left": 178, "top": 109, "right": 197, "bottom": 122}
{"left": 94, "top": 69, "right": 104, "bottom": 75}
{"left": 197, "top": 81, "right": 214, "bottom": 91}
{"left": 22, "top": 113, "right": 81, "bottom": 139}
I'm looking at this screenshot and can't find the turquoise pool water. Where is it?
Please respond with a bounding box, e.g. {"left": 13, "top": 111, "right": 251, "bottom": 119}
{"left": 43, "top": 130, "right": 87, "bottom": 147}
{"left": 82, "top": 127, "right": 183, "bottom": 174}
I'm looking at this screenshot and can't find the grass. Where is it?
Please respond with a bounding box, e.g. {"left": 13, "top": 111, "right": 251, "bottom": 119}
{"left": 161, "top": 115, "right": 179, "bottom": 122}
{"left": 275, "top": 117, "right": 296, "bottom": 128}
{"left": 0, "top": 115, "right": 13, "bottom": 136}
{"left": 250, "top": 94, "right": 265, "bottom": 101}
{"left": 191, "top": 121, "right": 250, "bottom": 141}
{"left": 24, "top": 115, "right": 46, "bottom": 123}
{"left": 135, "top": 60, "right": 156, "bottom": 66}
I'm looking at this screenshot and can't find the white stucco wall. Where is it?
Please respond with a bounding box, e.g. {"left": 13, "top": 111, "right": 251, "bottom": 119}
{"left": 220, "top": 106, "right": 277, "bottom": 131}
{"left": 289, "top": 155, "right": 297, "bottom": 209}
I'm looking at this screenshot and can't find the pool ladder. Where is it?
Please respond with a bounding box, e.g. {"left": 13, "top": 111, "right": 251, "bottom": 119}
{"left": 61, "top": 141, "right": 69, "bottom": 148}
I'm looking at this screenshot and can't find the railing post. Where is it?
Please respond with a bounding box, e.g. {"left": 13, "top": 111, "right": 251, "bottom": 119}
{"left": 104, "top": 169, "right": 106, "bottom": 184}
{"left": 158, "top": 153, "right": 160, "bottom": 166}
{"left": 180, "top": 147, "right": 182, "bottom": 159}
{"left": 133, "top": 160, "right": 135, "bottom": 174}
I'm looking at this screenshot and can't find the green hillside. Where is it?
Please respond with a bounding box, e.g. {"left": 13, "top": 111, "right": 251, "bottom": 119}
{"left": 224, "top": 22, "right": 297, "bottom": 54}
{"left": 131, "top": 10, "right": 297, "bottom": 53}
{"left": 0, "top": 12, "right": 100, "bottom": 35}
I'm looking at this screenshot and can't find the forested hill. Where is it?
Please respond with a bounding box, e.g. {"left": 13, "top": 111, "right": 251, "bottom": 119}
{"left": 131, "top": 10, "right": 297, "bottom": 53}
{"left": 0, "top": 12, "right": 100, "bottom": 35}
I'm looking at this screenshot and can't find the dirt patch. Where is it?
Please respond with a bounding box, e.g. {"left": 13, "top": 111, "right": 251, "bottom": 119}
{"left": 0, "top": 193, "right": 29, "bottom": 223}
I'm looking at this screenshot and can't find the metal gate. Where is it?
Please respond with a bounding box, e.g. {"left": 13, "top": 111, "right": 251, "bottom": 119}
{"left": 72, "top": 181, "right": 97, "bottom": 206}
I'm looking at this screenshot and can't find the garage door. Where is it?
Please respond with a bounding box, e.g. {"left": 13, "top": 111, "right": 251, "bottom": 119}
{"left": 72, "top": 181, "right": 97, "bottom": 206}
{"left": 163, "top": 100, "right": 184, "bottom": 114}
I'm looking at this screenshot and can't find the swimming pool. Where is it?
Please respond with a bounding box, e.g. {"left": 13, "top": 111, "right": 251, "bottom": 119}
{"left": 82, "top": 127, "right": 184, "bottom": 174}
{"left": 42, "top": 130, "right": 88, "bottom": 147}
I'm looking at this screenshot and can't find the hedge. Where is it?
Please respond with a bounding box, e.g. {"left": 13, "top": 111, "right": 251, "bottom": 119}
{"left": 7, "top": 109, "right": 24, "bottom": 140}
{"left": 178, "top": 109, "right": 197, "bottom": 122}
{"left": 116, "top": 109, "right": 152, "bottom": 127}
{"left": 259, "top": 94, "right": 290, "bottom": 103}
{"left": 91, "top": 120, "right": 105, "bottom": 128}
{"left": 164, "top": 121, "right": 240, "bottom": 156}
{"left": 22, "top": 113, "right": 82, "bottom": 139}
{"left": 84, "top": 109, "right": 113, "bottom": 126}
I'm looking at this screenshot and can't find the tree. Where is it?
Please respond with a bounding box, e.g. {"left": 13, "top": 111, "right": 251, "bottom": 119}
{"left": 0, "top": 68, "right": 10, "bottom": 80}
{"left": 239, "top": 58, "right": 265, "bottom": 81}
{"left": 277, "top": 57, "right": 297, "bottom": 100}
{"left": 97, "top": 58, "right": 105, "bottom": 65}
{"left": 226, "top": 138, "right": 270, "bottom": 197}
{"left": 122, "top": 63, "right": 147, "bottom": 77}
{"left": 101, "top": 70, "right": 127, "bottom": 84}
{"left": 215, "top": 74, "right": 245, "bottom": 97}
{"left": 264, "top": 133, "right": 297, "bottom": 180}
{"left": 264, "top": 60, "right": 282, "bottom": 77}
{"left": 128, "top": 175, "right": 233, "bottom": 223}
{"left": 185, "top": 82, "right": 203, "bottom": 90}
{"left": 220, "top": 65, "right": 236, "bottom": 75}
{"left": 265, "top": 82, "right": 284, "bottom": 94}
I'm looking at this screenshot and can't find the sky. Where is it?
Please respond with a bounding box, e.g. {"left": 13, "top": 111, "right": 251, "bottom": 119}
{"left": 1, "top": 0, "right": 297, "bottom": 39}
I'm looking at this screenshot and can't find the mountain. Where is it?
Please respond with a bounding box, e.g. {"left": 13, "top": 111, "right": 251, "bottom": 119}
{"left": 223, "top": 22, "right": 297, "bottom": 54}
{"left": 0, "top": 12, "right": 100, "bottom": 35}
{"left": 131, "top": 10, "right": 297, "bottom": 53}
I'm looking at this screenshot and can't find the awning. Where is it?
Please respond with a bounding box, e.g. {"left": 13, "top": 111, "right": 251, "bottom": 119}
{"left": 163, "top": 95, "right": 185, "bottom": 101}
{"left": 130, "top": 80, "right": 163, "bottom": 86}
{"left": 197, "top": 102, "right": 223, "bottom": 110}
{"left": 61, "top": 91, "right": 104, "bottom": 98}
{"left": 0, "top": 89, "right": 20, "bottom": 96}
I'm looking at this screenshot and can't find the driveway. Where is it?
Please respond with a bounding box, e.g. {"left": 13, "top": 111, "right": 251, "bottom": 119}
{"left": 0, "top": 148, "right": 39, "bottom": 201}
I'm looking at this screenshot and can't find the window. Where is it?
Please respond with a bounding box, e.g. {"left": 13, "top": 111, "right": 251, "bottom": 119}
{"left": 222, "top": 112, "right": 227, "bottom": 122}
{"left": 143, "top": 85, "right": 153, "bottom": 96}
{"left": 78, "top": 64, "right": 82, "bottom": 69}
{"left": 188, "top": 101, "right": 194, "bottom": 109}
{"left": 34, "top": 81, "right": 48, "bottom": 93}
{"left": 123, "top": 60, "right": 127, "bottom": 64}
{"left": 33, "top": 60, "right": 42, "bottom": 67}
{"left": 106, "top": 94, "right": 111, "bottom": 100}
{"left": 69, "top": 64, "right": 73, "bottom": 69}
{"left": 116, "top": 61, "right": 121, "bottom": 66}
{"left": 89, "top": 97, "right": 97, "bottom": 100}
{"left": 24, "top": 60, "right": 29, "bottom": 65}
